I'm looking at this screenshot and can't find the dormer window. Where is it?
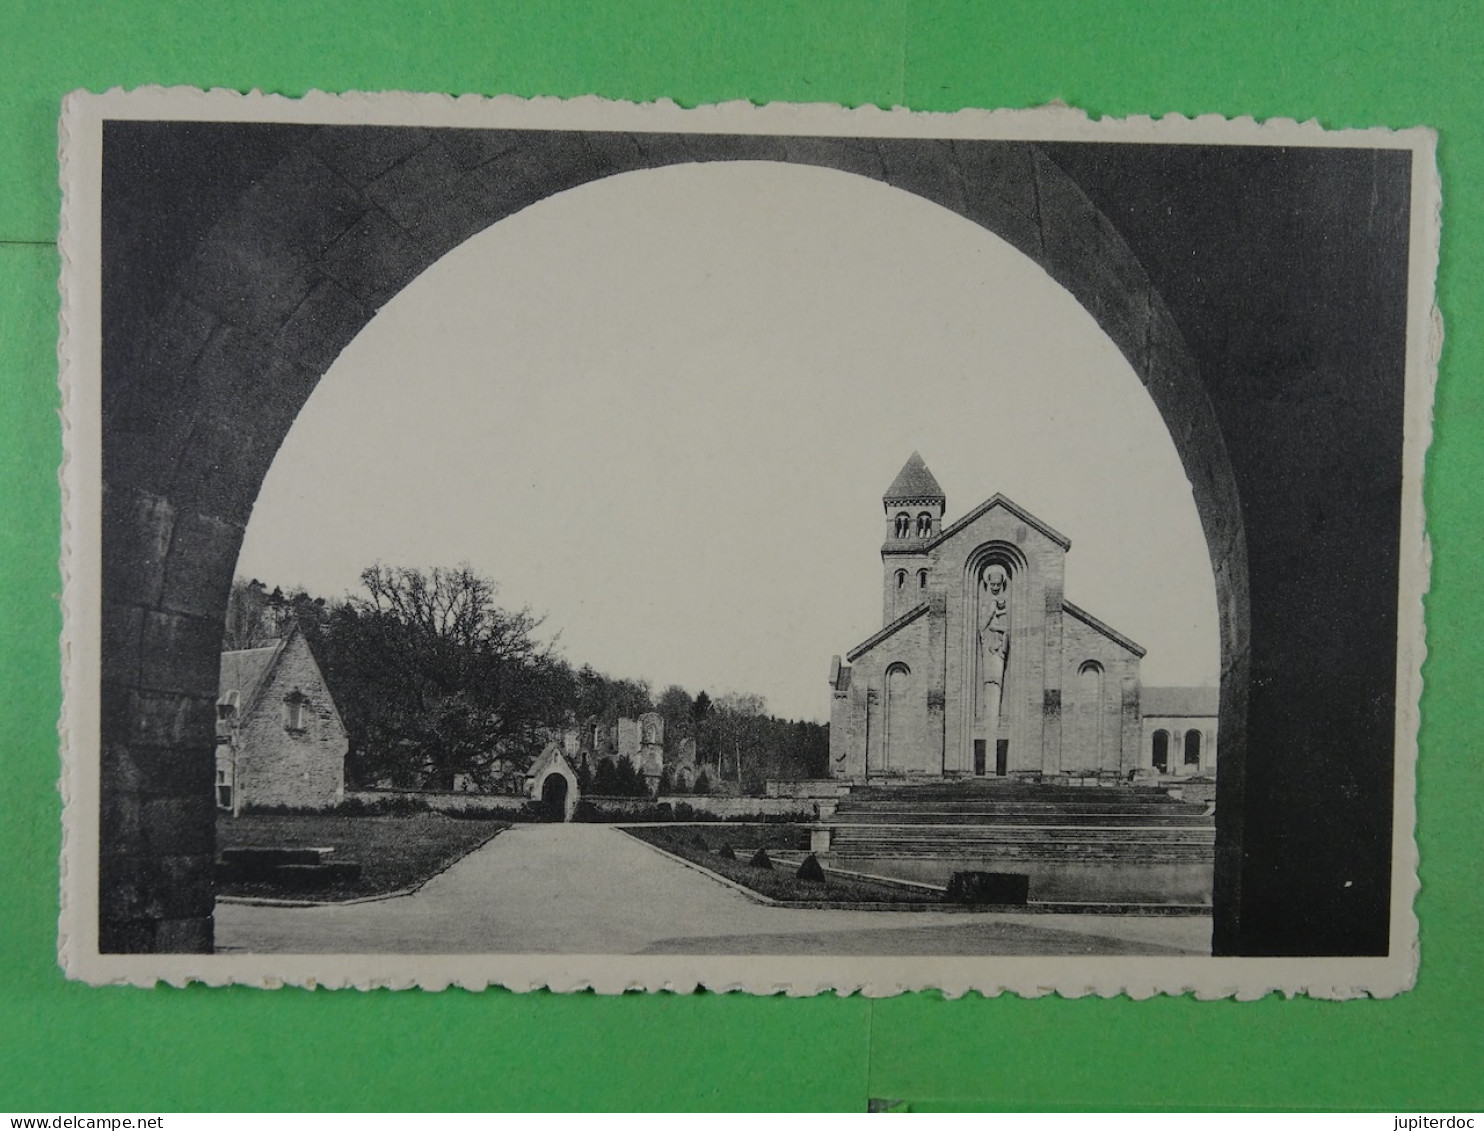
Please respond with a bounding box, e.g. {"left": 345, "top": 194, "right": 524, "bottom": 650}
{"left": 217, "top": 689, "right": 240, "bottom": 721}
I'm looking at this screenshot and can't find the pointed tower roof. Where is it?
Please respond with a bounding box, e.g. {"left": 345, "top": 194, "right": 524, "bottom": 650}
{"left": 883, "top": 452, "right": 946, "bottom": 506}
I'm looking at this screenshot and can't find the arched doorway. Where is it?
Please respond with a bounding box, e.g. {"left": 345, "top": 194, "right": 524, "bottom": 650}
{"left": 531, "top": 762, "right": 579, "bottom": 823}
{"left": 540, "top": 773, "right": 569, "bottom": 821}
{"left": 95, "top": 122, "right": 1250, "bottom": 955}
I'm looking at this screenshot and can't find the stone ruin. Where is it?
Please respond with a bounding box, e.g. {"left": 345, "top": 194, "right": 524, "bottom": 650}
{"left": 569, "top": 711, "right": 685, "bottom": 795}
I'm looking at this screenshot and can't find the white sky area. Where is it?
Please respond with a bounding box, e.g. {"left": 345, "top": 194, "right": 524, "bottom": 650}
{"left": 237, "top": 161, "right": 1220, "bottom": 721}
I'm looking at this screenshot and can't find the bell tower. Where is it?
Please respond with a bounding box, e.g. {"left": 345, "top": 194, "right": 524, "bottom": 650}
{"left": 881, "top": 452, "right": 946, "bottom": 623}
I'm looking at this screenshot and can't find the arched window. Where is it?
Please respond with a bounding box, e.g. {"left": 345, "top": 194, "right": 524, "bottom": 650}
{"left": 895, "top": 569, "right": 907, "bottom": 590}
{"left": 894, "top": 512, "right": 910, "bottom": 537}
{"left": 1078, "top": 661, "right": 1105, "bottom": 764}
{"left": 918, "top": 569, "right": 928, "bottom": 589}
{"left": 1184, "top": 728, "right": 1202, "bottom": 767}
{"left": 1152, "top": 728, "right": 1170, "bottom": 773}
{"left": 916, "top": 512, "right": 932, "bottom": 536}
{"left": 883, "top": 663, "right": 911, "bottom": 773}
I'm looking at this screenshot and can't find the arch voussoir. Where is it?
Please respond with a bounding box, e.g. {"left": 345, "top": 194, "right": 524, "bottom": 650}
{"left": 99, "top": 126, "right": 1249, "bottom": 954}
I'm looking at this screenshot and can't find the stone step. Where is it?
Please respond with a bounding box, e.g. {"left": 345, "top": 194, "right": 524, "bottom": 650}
{"left": 832, "top": 822, "right": 1215, "bottom": 837}
{"left": 832, "top": 812, "right": 1211, "bottom": 827}
{"left": 848, "top": 783, "right": 1177, "bottom": 799}
{"left": 831, "top": 830, "right": 1214, "bottom": 850}
{"left": 842, "top": 795, "right": 1199, "bottom": 801}
{"left": 829, "top": 844, "right": 1216, "bottom": 860}
{"left": 841, "top": 799, "right": 1191, "bottom": 813}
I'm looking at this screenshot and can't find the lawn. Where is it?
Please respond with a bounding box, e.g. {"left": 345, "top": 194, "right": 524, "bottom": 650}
{"left": 217, "top": 811, "right": 508, "bottom": 902}
{"left": 623, "top": 825, "right": 937, "bottom": 906}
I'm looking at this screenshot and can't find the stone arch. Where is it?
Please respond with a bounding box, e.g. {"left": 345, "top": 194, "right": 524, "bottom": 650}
{"left": 99, "top": 128, "right": 1248, "bottom": 954}
{"left": 531, "top": 761, "right": 579, "bottom": 823}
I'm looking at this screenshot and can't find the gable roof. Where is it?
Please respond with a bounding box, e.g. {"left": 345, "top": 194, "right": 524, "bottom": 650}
{"left": 930, "top": 492, "right": 1071, "bottom": 551}
{"left": 1062, "top": 599, "right": 1146, "bottom": 657}
{"left": 527, "top": 740, "right": 578, "bottom": 782}
{"left": 218, "top": 640, "right": 286, "bottom": 716}
{"left": 847, "top": 601, "right": 932, "bottom": 663}
{"left": 1142, "top": 685, "right": 1220, "bottom": 717}
{"left": 218, "top": 627, "right": 343, "bottom": 732}
{"left": 883, "top": 452, "right": 945, "bottom": 504}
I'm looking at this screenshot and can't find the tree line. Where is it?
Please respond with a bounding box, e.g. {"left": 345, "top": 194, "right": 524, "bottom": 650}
{"left": 224, "top": 566, "right": 829, "bottom": 793}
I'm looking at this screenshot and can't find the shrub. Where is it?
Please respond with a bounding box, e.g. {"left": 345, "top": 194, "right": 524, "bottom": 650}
{"left": 611, "top": 757, "right": 651, "bottom": 798}
{"left": 944, "top": 871, "right": 1029, "bottom": 906}
{"left": 692, "top": 771, "right": 711, "bottom": 796}
{"left": 796, "top": 854, "right": 826, "bottom": 883}
{"left": 593, "top": 758, "right": 620, "bottom": 794}
{"left": 324, "top": 794, "right": 430, "bottom": 817}
{"left": 717, "top": 842, "right": 736, "bottom": 860}
{"left": 440, "top": 804, "right": 517, "bottom": 820}
{"left": 749, "top": 847, "right": 773, "bottom": 871}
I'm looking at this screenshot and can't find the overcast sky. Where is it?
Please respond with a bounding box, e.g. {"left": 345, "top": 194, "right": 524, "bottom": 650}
{"left": 236, "top": 160, "right": 1220, "bottom": 721}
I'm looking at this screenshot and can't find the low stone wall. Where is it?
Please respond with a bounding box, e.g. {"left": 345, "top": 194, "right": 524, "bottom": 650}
{"left": 345, "top": 789, "right": 816, "bottom": 821}
{"left": 592, "top": 795, "right": 816, "bottom": 819}
{"left": 764, "top": 779, "right": 853, "bottom": 799}
{"left": 345, "top": 789, "right": 529, "bottom": 816}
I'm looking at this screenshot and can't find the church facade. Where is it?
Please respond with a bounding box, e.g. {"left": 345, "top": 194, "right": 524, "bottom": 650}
{"left": 828, "top": 453, "right": 1150, "bottom": 780}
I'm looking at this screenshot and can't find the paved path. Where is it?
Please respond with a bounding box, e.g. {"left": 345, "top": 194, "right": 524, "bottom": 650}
{"left": 216, "top": 824, "right": 1211, "bottom": 956}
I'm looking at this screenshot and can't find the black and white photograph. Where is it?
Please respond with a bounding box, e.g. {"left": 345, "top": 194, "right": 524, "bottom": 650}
{"left": 58, "top": 91, "right": 1435, "bottom": 995}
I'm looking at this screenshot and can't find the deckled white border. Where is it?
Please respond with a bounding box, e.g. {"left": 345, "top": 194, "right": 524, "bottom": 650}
{"left": 57, "top": 88, "right": 1439, "bottom": 997}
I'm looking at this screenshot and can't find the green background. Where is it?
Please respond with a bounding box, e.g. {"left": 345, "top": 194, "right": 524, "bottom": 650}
{"left": 2, "top": 0, "right": 1479, "bottom": 1112}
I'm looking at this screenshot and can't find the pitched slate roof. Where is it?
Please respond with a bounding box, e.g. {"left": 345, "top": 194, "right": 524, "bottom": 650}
{"left": 218, "top": 641, "right": 284, "bottom": 715}
{"left": 931, "top": 492, "right": 1071, "bottom": 551}
{"left": 883, "top": 451, "right": 946, "bottom": 504}
{"left": 846, "top": 601, "right": 932, "bottom": 662}
{"left": 1062, "top": 599, "right": 1146, "bottom": 657}
{"left": 1142, "top": 685, "right": 1220, "bottom": 717}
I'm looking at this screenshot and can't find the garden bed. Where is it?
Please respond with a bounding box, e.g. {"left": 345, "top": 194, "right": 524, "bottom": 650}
{"left": 622, "top": 825, "right": 934, "bottom": 905}
{"left": 216, "top": 811, "right": 508, "bottom": 902}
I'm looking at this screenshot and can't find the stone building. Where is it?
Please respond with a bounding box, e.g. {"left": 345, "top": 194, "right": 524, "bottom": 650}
{"left": 829, "top": 453, "right": 1149, "bottom": 780}
{"left": 1140, "top": 686, "right": 1219, "bottom": 776}
{"left": 215, "top": 628, "right": 348, "bottom": 811}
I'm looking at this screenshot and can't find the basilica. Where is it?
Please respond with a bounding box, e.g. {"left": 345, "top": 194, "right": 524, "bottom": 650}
{"left": 828, "top": 454, "right": 1215, "bottom": 781}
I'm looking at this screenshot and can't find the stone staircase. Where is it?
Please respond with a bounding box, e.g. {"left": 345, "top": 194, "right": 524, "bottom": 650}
{"left": 824, "top": 780, "right": 1214, "bottom": 904}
